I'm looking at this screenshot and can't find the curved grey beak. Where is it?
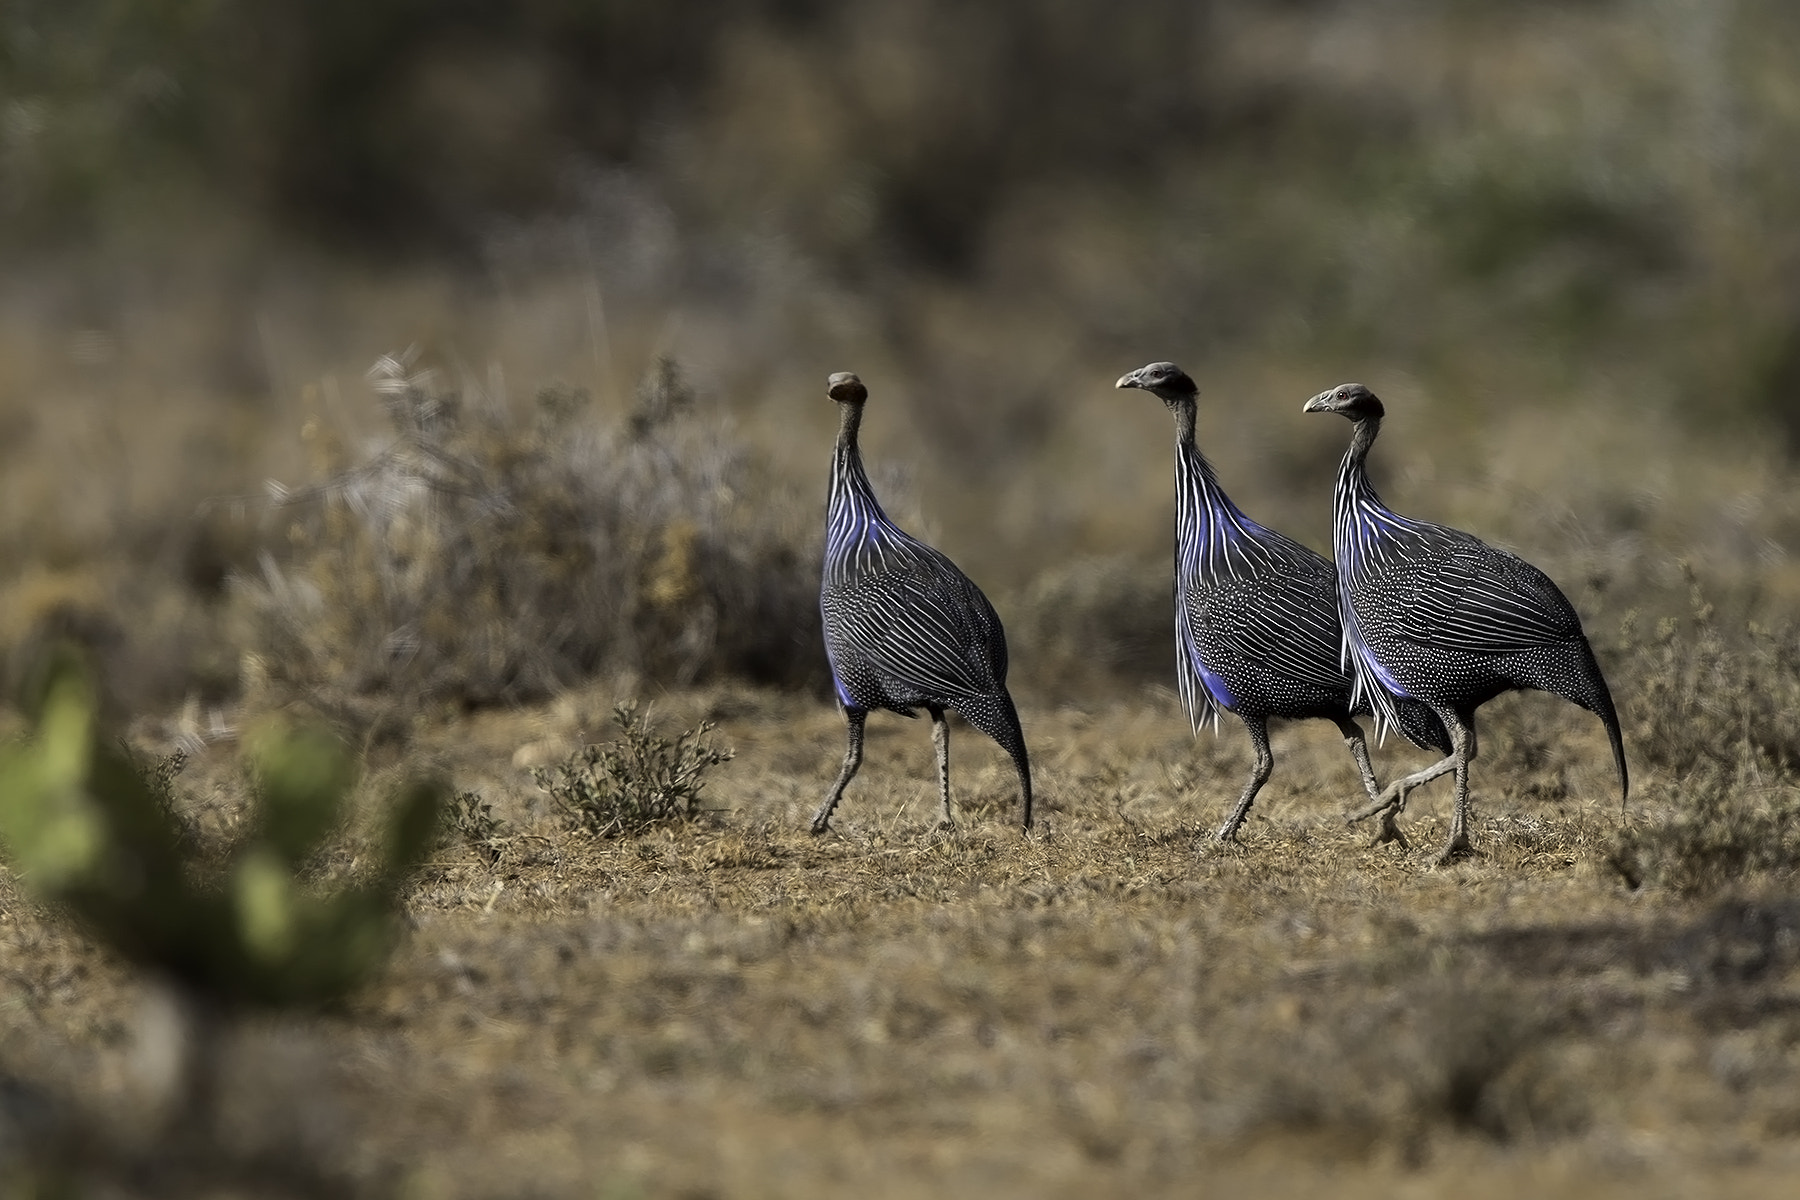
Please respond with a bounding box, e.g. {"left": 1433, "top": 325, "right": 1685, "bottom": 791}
{"left": 1116, "top": 372, "right": 1141, "bottom": 390}
{"left": 1302, "top": 390, "right": 1334, "bottom": 413}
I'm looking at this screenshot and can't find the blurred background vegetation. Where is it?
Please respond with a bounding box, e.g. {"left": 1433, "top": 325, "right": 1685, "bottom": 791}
{"left": 3, "top": 0, "right": 1800, "bottom": 717}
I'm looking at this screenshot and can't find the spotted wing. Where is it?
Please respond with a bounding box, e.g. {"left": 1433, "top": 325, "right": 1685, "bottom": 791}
{"left": 833, "top": 542, "right": 1008, "bottom": 703}
{"left": 1380, "top": 522, "right": 1583, "bottom": 654}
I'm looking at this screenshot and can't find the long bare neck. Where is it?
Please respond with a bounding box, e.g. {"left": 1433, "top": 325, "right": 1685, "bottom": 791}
{"left": 826, "top": 402, "right": 894, "bottom": 558}
{"left": 836, "top": 398, "right": 864, "bottom": 454}
{"left": 830, "top": 401, "right": 872, "bottom": 506}
{"left": 1336, "top": 414, "right": 1383, "bottom": 505}
{"left": 1167, "top": 394, "right": 1265, "bottom": 583}
{"left": 1330, "top": 414, "right": 1390, "bottom": 573}
{"left": 1169, "top": 396, "right": 1226, "bottom": 499}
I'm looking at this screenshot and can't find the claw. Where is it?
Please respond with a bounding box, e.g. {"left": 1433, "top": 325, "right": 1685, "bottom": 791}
{"left": 1369, "top": 809, "right": 1410, "bottom": 850}
{"left": 1346, "top": 782, "right": 1403, "bottom": 825}
{"left": 1432, "top": 835, "right": 1475, "bottom": 866}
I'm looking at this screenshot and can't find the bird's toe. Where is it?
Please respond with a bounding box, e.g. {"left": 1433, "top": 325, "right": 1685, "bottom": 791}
{"left": 1367, "top": 811, "right": 1410, "bottom": 850}
{"left": 1431, "top": 837, "right": 1476, "bottom": 867}
{"left": 1346, "top": 789, "right": 1400, "bottom": 825}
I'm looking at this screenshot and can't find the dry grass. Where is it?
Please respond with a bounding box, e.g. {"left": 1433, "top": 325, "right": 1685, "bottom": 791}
{"left": 236, "top": 352, "right": 821, "bottom": 714}
{"left": 5, "top": 673, "right": 1800, "bottom": 1197}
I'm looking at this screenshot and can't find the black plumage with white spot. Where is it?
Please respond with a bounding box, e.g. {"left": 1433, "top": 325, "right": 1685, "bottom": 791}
{"left": 1304, "top": 381, "right": 1628, "bottom": 863}
{"left": 1118, "top": 361, "right": 1448, "bottom": 844}
{"left": 811, "top": 371, "right": 1032, "bottom": 834}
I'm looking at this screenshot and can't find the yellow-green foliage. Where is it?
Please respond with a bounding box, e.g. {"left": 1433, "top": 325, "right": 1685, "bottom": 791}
{"left": 0, "top": 653, "right": 442, "bottom": 1007}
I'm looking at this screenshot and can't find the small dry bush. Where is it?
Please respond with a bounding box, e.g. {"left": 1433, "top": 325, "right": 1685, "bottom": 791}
{"left": 1607, "top": 567, "right": 1800, "bottom": 894}
{"left": 1609, "top": 765, "right": 1800, "bottom": 897}
{"left": 442, "top": 790, "right": 506, "bottom": 866}
{"left": 237, "top": 351, "right": 822, "bottom": 707}
{"left": 533, "top": 701, "right": 734, "bottom": 838}
{"left": 1621, "top": 568, "right": 1800, "bottom": 776}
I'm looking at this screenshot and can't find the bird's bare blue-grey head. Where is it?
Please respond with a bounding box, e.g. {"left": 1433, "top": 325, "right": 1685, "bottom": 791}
{"left": 827, "top": 371, "right": 869, "bottom": 405}
{"left": 1303, "top": 382, "right": 1384, "bottom": 420}
{"left": 1116, "top": 361, "right": 1199, "bottom": 407}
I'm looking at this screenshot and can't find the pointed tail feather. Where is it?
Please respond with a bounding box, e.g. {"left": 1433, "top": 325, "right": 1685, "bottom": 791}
{"left": 1604, "top": 705, "right": 1629, "bottom": 807}
{"left": 957, "top": 690, "right": 1034, "bottom": 830}
{"left": 1558, "top": 640, "right": 1628, "bottom": 806}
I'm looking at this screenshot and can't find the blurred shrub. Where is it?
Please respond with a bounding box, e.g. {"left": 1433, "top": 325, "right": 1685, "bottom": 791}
{"left": 1620, "top": 566, "right": 1800, "bottom": 778}
{"left": 533, "top": 701, "right": 733, "bottom": 837}
{"left": 238, "top": 350, "right": 822, "bottom": 705}
{"left": 0, "top": 0, "right": 797, "bottom": 254}
{"left": 1007, "top": 556, "right": 1170, "bottom": 696}
{"left": 443, "top": 789, "right": 506, "bottom": 866}
{"left": 1608, "top": 765, "right": 1800, "bottom": 897}
{"left": 1605, "top": 567, "right": 1800, "bottom": 894}
{"left": 7, "top": 0, "right": 1800, "bottom": 440}
{"left": 0, "top": 651, "right": 442, "bottom": 1007}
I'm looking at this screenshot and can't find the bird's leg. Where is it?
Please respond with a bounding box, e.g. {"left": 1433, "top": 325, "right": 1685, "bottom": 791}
{"left": 1346, "top": 752, "right": 1457, "bottom": 849}
{"left": 810, "top": 707, "right": 866, "bottom": 834}
{"left": 1370, "top": 807, "right": 1410, "bottom": 850}
{"left": 1338, "top": 720, "right": 1415, "bottom": 846}
{"left": 1333, "top": 717, "right": 1382, "bottom": 804}
{"left": 928, "top": 704, "right": 955, "bottom": 830}
{"left": 1216, "top": 716, "right": 1272, "bottom": 843}
{"left": 1434, "top": 717, "right": 1478, "bottom": 865}
{"left": 1350, "top": 753, "right": 1459, "bottom": 819}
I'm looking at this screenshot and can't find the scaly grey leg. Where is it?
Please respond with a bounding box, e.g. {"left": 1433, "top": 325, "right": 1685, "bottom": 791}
{"left": 1217, "top": 716, "right": 1273, "bottom": 843}
{"left": 928, "top": 704, "right": 954, "bottom": 829}
{"left": 1333, "top": 716, "right": 1382, "bottom": 804}
{"left": 1346, "top": 746, "right": 1458, "bottom": 849}
{"left": 1434, "top": 715, "right": 1478, "bottom": 865}
{"left": 810, "top": 707, "right": 867, "bottom": 834}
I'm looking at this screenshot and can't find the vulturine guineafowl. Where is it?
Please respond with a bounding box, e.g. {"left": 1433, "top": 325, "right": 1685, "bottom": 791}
{"left": 1118, "top": 361, "right": 1449, "bottom": 842}
{"left": 811, "top": 372, "right": 1033, "bottom": 834}
{"left": 1304, "top": 382, "right": 1627, "bottom": 864}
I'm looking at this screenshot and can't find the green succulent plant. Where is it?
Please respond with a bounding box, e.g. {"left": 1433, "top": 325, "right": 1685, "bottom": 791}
{"left": 0, "top": 651, "right": 443, "bottom": 1008}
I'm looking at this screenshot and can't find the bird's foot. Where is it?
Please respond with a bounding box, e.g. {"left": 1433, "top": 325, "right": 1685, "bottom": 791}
{"left": 808, "top": 815, "right": 832, "bottom": 836}
{"left": 1368, "top": 809, "right": 1410, "bottom": 850}
{"left": 935, "top": 817, "right": 956, "bottom": 833}
{"left": 1431, "top": 833, "right": 1475, "bottom": 867}
{"left": 1346, "top": 782, "right": 1404, "bottom": 826}
{"left": 1213, "top": 818, "right": 1244, "bottom": 845}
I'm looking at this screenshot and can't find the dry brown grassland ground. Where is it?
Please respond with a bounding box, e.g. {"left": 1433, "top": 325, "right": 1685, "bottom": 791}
{"left": 7, "top": 662, "right": 1800, "bottom": 1197}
